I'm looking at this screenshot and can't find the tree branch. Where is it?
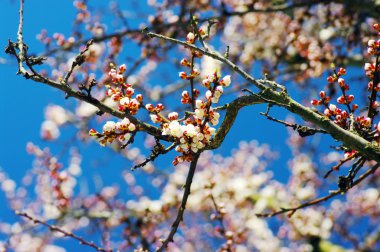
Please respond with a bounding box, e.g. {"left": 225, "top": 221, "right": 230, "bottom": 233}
{"left": 156, "top": 153, "right": 201, "bottom": 252}
{"left": 256, "top": 162, "right": 380, "bottom": 218}
{"left": 145, "top": 31, "right": 380, "bottom": 162}
{"left": 16, "top": 211, "right": 112, "bottom": 252}
{"left": 207, "top": 95, "right": 265, "bottom": 150}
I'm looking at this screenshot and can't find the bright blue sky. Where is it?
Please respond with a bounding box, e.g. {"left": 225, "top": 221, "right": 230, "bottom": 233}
{"left": 0, "top": 0, "right": 359, "bottom": 250}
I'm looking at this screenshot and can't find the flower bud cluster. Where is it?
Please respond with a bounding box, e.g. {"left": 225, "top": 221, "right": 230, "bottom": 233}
{"left": 73, "top": 0, "right": 90, "bottom": 22}
{"left": 364, "top": 62, "right": 380, "bottom": 79}
{"left": 179, "top": 68, "right": 201, "bottom": 80}
{"left": 355, "top": 116, "right": 372, "bottom": 128}
{"left": 323, "top": 104, "right": 349, "bottom": 128}
{"left": 89, "top": 117, "right": 136, "bottom": 146}
{"left": 310, "top": 91, "right": 330, "bottom": 106}
{"left": 311, "top": 67, "right": 357, "bottom": 127}
{"left": 106, "top": 64, "right": 143, "bottom": 115}
{"left": 309, "top": 24, "right": 380, "bottom": 162}
{"left": 52, "top": 33, "right": 75, "bottom": 47}
{"left": 184, "top": 32, "right": 203, "bottom": 57}
{"left": 164, "top": 120, "right": 215, "bottom": 166}
{"left": 144, "top": 32, "right": 232, "bottom": 165}
{"left": 145, "top": 103, "right": 166, "bottom": 123}
{"left": 367, "top": 37, "right": 379, "bottom": 56}
{"left": 158, "top": 66, "right": 230, "bottom": 165}
{"left": 181, "top": 89, "right": 200, "bottom": 104}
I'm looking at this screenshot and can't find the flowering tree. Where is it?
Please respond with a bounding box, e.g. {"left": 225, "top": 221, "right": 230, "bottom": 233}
{"left": 2, "top": 0, "right": 380, "bottom": 251}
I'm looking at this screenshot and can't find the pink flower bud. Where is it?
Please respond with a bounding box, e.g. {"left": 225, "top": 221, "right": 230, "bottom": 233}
{"left": 205, "top": 90, "right": 212, "bottom": 100}
{"left": 116, "top": 74, "right": 124, "bottom": 83}
{"left": 341, "top": 111, "right": 348, "bottom": 118}
{"left": 329, "top": 104, "right": 337, "bottom": 112}
{"left": 362, "top": 117, "right": 371, "bottom": 127}
{"left": 327, "top": 75, "right": 335, "bottom": 83}
{"left": 156, "top": 103, "right": 164, "bottom": 111}
{"left": 179, "top": 71, "right": 187, "bottom": 79}
{"left": 319, "top": 91, "right": 326, "bottom": 98}
{"left": 192, "top": 68, "right": 200, "bottom": 76}
{"left": 128, "top": 123, "right": 136, "bottom": 131}
{"left": 89, "top": 128, "right": 98, "bottom": 136}
{"left": 337, "top": 95, "right": 345, "bottom": 104}
{"left": 220, "top": 75, "right": 231, "bottom": 87}
{"left": 365, "top": 63, "right": 373, "bottom": 71}
{"left": 310, "top": 99, "right": 319, "bottom": 106}
{"left": 150, "top": 114, "right": 159, "bottom": 123}
{"left": 186, "top": 32, "right": 195, "bottom": 42}
{"left": 338, "top": 78, "right": 345, "bottom": 87}
{"left": 119, "top": 64, "right": 127, "bottom": 73}
{"left": 125, "top": 87, "right": 134, "bottom": 97}
{"left": 347, "top": 95, "right": 354, "bottom": 103}
{"left": 136, "top": 94, "right": 143, "bottom": 102}
{"left": 180, "top": 58, "right": 190, "bottom": 66}
{"left": 338, "top": 67, "right": 346, "bottom": 76}
{"left": 168, "top": 112, "right": 179, "bottom": 120}
{"left": 145, "top": 103, "right": 154, "bottom": 111}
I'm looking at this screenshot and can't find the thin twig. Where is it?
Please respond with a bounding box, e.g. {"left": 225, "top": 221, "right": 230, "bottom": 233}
{"left": 256, "top": 162, "right": 380, "bottom": 218}
{"left": 16, "top": 211, "right": 112, "bottom": 252}
{"left": 144, "top": 31, "right": 267, "bottom": 91}
{"left": 132, "top": 142, "right": 176, "bottom": 170}
{"left": 16, "top": 0, "right": 26, "bottom": 74}
{"left": 209, "top": 191, "right": 226, "bottom": 235}
{"left": 323, "top": 153, "right": 358, "bottom": 178}
{"left": 63, "top": 39, "right": 94, "bottom": 84}
{"left": 260, "top": 112, "right": 327, "bottom": 137}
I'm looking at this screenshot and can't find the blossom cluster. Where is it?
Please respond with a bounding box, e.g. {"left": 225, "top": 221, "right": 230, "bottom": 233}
{"left": 89, "top": 117, "right": 136, "bottom": 146}
{"left": 26, "top": 143, "right": 81, "bottom": 212}
{"left": 87, "top": 30, "right": 231, "bottom": 165}
{"left": 144, "top": 31, "right": 232, "bottom": 165}
{"left": 367, "top": 23, "right": 380, "bottom": 55}
{"left": 106, "top": 64, "right": 143, "bottom": 115}
{"left": 88, "top": 64, "right": 142, "bottom": 146}
{"left": 310, "top": 23, "right": 380, "bottom": 159}
{"left": 311, "top": 67, "right": 358, "bottom": 129}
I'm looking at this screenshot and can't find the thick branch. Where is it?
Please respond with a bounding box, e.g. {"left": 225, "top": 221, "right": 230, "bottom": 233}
{"left": 207, "top": 95, "right": 264, "bottom": 149}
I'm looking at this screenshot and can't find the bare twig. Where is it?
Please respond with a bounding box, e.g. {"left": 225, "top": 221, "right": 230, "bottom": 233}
{"left": 132, "top": 142, "right": 176, "bottom": 170}
{"left": 323, "top": 153, "right": 358, "bottom": 178}
{"left": 256, "top": 162, "right": 380, "bottom": 218}
{"left": 260, "top": 112, "right": 327, "bottom": 137}
{"left": 63, "top": 39, "right": 94, "bottom": 84}
{"left": 208, "top": 190, "right": 227, "bottom": 235}
{"left": 16, "top": 211, "right": 112, "bottom": 252}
